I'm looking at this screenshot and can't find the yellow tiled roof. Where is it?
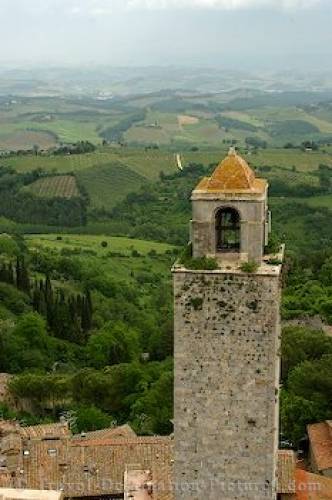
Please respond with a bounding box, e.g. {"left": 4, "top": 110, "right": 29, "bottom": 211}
{"left": 194, "top": 148, "right": 267, "bottom": 194}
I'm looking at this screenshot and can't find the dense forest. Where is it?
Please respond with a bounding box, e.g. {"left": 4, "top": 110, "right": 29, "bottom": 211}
{"left": 0, "top": 233, "right": 175, "bottom": 434}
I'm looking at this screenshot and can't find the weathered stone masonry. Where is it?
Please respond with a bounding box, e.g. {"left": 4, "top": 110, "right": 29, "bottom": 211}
{"left": 173, "top": 268, "right": 282, "bottom": 500}
{"left": 173, "top": 150, "right": 283, "bottom": 500}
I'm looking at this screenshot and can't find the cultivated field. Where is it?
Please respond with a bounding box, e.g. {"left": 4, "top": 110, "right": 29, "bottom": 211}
{"left": 6, "top": 145, "right": 332, "bottom": 213}
{"left": 178, "top": 115, "right": 200, "bottom": 126}
{"left": 6, "top": 147, "right": 179, "bottom": 178}
{"left": 0, "top": 130, "right": 57, "bottom": 150}
{"left": 76, "top": 163, "right": 145, "bottom": 210}
{"left": 24, "top": 175, "right": 80, "bottom": 198}
{"left": 2, "top": 91, "right": 332, "bottom": 151}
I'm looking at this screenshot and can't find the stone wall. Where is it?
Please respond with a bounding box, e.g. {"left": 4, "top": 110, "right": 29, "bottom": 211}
{"left": 0, "top": 374, "right": 12, "bottom": 407}
{"left": 173, "top": 268, "right": 282, "bottom": 500}
{"left": 191, "top": 195, "right": 267, "bottom": 263}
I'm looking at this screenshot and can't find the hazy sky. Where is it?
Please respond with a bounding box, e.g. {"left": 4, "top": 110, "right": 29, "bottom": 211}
{"left": 0, "top": 0, "right": 331, "bottom": 69}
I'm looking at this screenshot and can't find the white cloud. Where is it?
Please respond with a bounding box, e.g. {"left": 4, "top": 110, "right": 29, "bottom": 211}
{"left": 64, "top": 0, "right": 109, "bottom": 16}
{"left": 39, "top": 0, "right": 324, "bottom": 18}
{"left": 126, "top": 0, "right": 322, "bottom": 9}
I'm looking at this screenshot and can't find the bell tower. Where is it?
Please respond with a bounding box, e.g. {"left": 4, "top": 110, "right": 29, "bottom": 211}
{"left": 191, "top": 147, "right": 270, "bottom": 263}
{"left": 173, "top": 149, "right": 283, "bottom": 500}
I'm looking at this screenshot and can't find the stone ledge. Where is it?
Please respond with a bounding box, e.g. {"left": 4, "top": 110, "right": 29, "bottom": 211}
{"left": 172, "top": 245, "right": 284, "bottom": 278}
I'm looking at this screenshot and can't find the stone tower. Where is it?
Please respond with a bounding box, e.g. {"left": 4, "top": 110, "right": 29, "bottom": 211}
{"left": 173, "top": 149, "right": 283, "bottom": 499}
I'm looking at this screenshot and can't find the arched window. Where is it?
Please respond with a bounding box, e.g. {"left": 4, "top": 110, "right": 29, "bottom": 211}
{"left": 215, "top": 208, "right": 240, "bottom": 252}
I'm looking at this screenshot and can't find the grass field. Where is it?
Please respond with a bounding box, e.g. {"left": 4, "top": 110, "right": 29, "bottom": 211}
{"left": 26, "top": 234, "right": 177, "bottom": 284}
{"left": 27, "top": 234, "right": 175, "bottom": 255}
{"left": 27, "top": 120, "right": 102, "bottom": 144}
{"left": 288, "top": 195, "right": 332, "bottom": 209}
{"left": 245, "top": 149, "right": 332, "bottom": 172}
{"left": 24, "top": 175, "right": 80, "bottom": 198}
{"left": 220, "top": 111, "right": 264, "bottom": 128}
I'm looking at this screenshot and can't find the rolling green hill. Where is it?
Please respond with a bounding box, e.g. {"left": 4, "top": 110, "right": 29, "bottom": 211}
{"left": 76, "top": 163, "right": 146, "bottom": 210}
{"left": 2, "top": 90, "right": 332, "bottom": 151}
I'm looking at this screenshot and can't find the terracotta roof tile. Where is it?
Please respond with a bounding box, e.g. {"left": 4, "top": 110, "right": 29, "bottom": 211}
{"left": 327, "top": 421, "right": 332, "bottom": 439}
{"left": 72, "top": 424, "right": 136, "bottom": 441}
{"left": 308, "top": 422, "right": 332, "bottom": 471}
{"left": 277, "top": 450, "right": 296, "bottom": 494}
{"left": 0, "top": 422, "right": 20, "bottom": 438}
{"left": 0, "top": 420, "right": 318, "bottom": 500}
{"left": 20, "top": 423, "right": 70, "bottom": 441}
{"left": 295, "top": 469, "right": 332, "bottom": 500}
{"left": 21, "top": 436, "right": 173, "bottom": 498}
{"left": 193, "top": 149, "right": 267, "bottom": 194}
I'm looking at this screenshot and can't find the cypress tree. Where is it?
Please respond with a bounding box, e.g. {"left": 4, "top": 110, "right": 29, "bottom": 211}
{"left": 7, "top": 263, "right": 14, "bottom": 285}
{"left": 69, "top": 295, "right": 83, "bottom": 344}
{"left": 86, "top": 289, "right": 93, "bottom": 315}
{"left": 21, "top": 258, "right": 30, "bottom": 294}
{"left": 81, "top": 295, "right": 92, "bottom": 334}
{"left": 32, "top": 284, "right": 41, "bottom": 312}
{"left": 45, "top": 277, "right": 54, "bottom": 331}
{"left": 0, "top": 264, "right": 7, "bottom": 283}
{"left": 16, "top": 257, "right": 22, "bottom": 290}
{"left": 15, "top": 257, "right": 30, "bottom": 294}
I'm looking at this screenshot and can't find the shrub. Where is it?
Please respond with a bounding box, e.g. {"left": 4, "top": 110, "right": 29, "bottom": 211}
{"left": 189, "top": 297, "right": 203, "bottom": 311}
{"left": 185, "top": 257, "right": 219, "bottom": 270}
{"left": 179, "top": 243, "right": 218, "bottom": 270}
{"left": 148, "top": 249, "right": 157, "bottom": 258}
{"left": 267, "top": 258, "right": 283, "bottom": 266}
{"left": 71, "top": 405, "right": 114, "bottom": 434}
{"left": 240, "top": 261, "right": 259, "bottom": 273}
{"left": 266, "top": 232, "right": 281, "bottom": 254}
{"left": 101, "top": 241, "right": 108, "bottom": 248}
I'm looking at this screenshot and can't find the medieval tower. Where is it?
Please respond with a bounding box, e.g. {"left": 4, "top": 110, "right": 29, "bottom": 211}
{"left": 173, "top": 149, "right": 283, "bottom": 499}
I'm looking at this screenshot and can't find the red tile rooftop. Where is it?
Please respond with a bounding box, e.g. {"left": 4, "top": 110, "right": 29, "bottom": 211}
{"left": 308, "top": 422, "right": 332, "bottom": 472}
